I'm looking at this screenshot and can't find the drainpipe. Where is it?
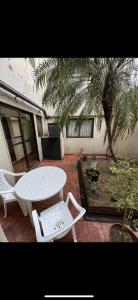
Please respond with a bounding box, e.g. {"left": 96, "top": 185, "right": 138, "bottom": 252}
{"left": 0, "top": 80, "right": 47, "bottom": 118}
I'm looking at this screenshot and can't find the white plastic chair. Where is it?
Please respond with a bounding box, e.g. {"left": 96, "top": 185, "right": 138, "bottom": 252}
{"left": 0, "top": 224, "right": 8, "bottom": 242}
{"left": 0, "top": 169, "right": 28, "bottom": 218}
{"left": 32, "top": 192, "right": 86, "bottom": 242}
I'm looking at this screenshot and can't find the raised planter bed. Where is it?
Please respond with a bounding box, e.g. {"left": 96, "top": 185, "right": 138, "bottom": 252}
{"left": 86, "top": 169, "right": 100, "bottom": 182}
{"left": 77, "top": 158, "right": 138, "bottom": 219}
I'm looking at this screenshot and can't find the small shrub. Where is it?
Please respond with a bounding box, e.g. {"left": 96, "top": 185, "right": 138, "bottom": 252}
{"left": 90, "top": 161, "right": 97, "bottom": 172}
{"left": 107, "top": 155, "right": 138, "bottom": 241}
{"left": 87, "top": 177, "right": 97, "bottom": 192}
{"left": 133, "top": 219, "right": 138, "bottom": 228}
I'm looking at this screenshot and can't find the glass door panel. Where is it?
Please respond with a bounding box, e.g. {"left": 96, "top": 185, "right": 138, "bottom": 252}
{"left": 0, "top": 106, "right": 25, "bottom": 163}
{"left": 0, "top": 104, "right": 38, "bottom": 172}
{"left": 20, "top": 113, "right": 38, "bottom": 167}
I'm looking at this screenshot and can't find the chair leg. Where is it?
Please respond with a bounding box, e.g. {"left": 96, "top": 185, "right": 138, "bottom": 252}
{"left": 72, "top": 225, "right": 77, "bottom": 242}
{"left": 3, "top": 202, "right": 7, "bottom": 218}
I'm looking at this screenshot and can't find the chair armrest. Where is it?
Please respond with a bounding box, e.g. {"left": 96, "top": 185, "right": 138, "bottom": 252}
{"left": 32, "top": 210, "right": 48, "bottom": 242}
{"left": 0, "top": 169, "right": 26, "bottom": 177}
{"left": 0, "top": 225, "right": 8, "bottom": 242}
{"left": 66, "top": 192, "right": 84, "bottom": 212}
{"left": 0, "top": 190, "right": 14, "bottom": 195}
{"left": 9, "top": 172, "right": 26, "bottom": 177}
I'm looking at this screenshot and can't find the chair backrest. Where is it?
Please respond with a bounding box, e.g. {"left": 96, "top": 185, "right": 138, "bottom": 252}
{"left": 0, "top": 225, "right": 8, "bottom": 242}
{"left": 0, "top": 169, "right": 12, "bottom": 192}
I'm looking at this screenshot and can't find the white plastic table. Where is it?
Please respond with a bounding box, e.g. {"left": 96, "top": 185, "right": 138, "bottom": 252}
{"left": 15, "top": 166, "right": 67, "bottom": 224}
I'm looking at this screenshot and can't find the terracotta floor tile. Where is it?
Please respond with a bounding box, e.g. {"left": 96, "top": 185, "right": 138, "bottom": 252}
{"left": 1, "top": 155, "right": 136, "bottom": 243}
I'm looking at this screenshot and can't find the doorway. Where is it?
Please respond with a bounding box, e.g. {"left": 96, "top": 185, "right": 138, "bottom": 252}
{"left": 0, "top": 103, "right": 39, "bottom": 172}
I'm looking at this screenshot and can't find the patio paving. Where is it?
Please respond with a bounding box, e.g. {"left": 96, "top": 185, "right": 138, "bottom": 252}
{"left": 0, "top": 155, "right": 123, "bottom": 242}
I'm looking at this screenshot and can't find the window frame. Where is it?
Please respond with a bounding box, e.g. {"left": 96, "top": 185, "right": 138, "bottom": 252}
{"left": 66, "top": 117, "right": 94, "bottom": 138}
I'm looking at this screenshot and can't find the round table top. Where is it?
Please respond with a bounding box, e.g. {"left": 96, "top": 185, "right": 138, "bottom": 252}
{"left": 15, "top": 166, "right": 67, "bottom": 202}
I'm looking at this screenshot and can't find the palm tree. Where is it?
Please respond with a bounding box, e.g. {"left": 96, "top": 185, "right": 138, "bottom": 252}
{"left": 34, "top": 58, "right": 138, "bottom": 159}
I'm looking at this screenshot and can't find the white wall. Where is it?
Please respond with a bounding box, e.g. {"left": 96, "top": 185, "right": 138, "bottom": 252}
{"left": 33, "top": 115, "right": 43, "bottom": 160}
{"left": 63, "top": 118, "right": 108, "bottom": 155}
{"left": 0, "top": 120, "right": 14, "bottom": 185}
{"left": 46, "top": 116, "right": 138, "bottom": 159}
{"left": 114, "top": 124, "right": 138, "bottom": 159}
{"left": 0, "top": 58, "right": 43, "bottom": 105}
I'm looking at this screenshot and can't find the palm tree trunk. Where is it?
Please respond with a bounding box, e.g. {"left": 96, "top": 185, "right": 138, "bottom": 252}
{"left": 102, "top": 66, "right": 116, "bottom": 160}
{"left": 105, "top": 117, "right": 116, "bottom": 160}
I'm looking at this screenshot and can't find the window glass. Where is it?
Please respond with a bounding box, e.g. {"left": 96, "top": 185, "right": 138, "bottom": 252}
{"left": 67, "top": 118, "right": 94, "bottom": 138}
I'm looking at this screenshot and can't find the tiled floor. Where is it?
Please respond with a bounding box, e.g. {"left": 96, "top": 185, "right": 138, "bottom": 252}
{"left": 13, "top": 154, "right": 39, "bottom": 173}
{"left": 0, "top": 155, "right": 137, "bottom": 242}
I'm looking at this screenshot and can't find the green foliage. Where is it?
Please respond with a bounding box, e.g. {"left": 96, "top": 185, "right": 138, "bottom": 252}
{"left": 133, "top": 219, "right": 138, "bottom": 228}
{"left": 90, "top": 161, "right": 98, "bottom": 172}
{"left": 112, "top": 86, "right": 138, "bottom": 142}
{"left": 34, "top": 58, "right": 138, "bottom": 146}
{"left": 107, "top": 156, "right": 138, "bottom": 224}
{"left": 88, "top": 178, "right": 97, "bottom": 192}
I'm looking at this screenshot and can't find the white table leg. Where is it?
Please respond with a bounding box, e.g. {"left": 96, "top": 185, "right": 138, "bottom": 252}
{"left": 59, "top": 188, "right": 63, "bottom": 201}
{"left": 25, "top": 201, "right": 34, "bottom": 226}
{"left": 16, "top": 198, "right": 28, "bottom": 216}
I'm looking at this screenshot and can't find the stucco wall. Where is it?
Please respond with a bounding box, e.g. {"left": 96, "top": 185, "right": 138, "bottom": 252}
{"left": 0, "top": 120, "right": 14, "bottom": 185}
{"left": 46, "top": 117, "right": 138, "bottom": 159}
{"left": 46, "top": 118, "right": 108, "bottom": 156}
{"left": 0, "top": 120, "right": 13, "bottom": 171}
{"left": 114, "top": 124, "right": 138, "bottom": 159}
{"left": 0, "top": 58, "right": 43, "bottom": 105}
{"left": 63, "top": 118, "right": 108, "bottom": 155}
{"left": 64, "top": 120, "right": 138, "bottom": 158}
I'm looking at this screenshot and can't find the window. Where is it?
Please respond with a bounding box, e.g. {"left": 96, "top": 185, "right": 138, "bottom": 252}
{"left": 66, "top": 118, "right": 94, "bottom": 138}
{"left": 36, "top": 115, "right": 43, "bottom": 137}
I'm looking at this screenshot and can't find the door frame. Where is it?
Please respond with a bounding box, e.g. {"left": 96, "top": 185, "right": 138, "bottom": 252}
{"left": 0, "top": 101, "right": 39, "bottom": 171}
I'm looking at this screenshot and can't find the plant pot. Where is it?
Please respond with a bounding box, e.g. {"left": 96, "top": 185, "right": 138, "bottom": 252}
{"left": 86, "top": 169, "right": 100, "bottom": 182}
{"left": 90, "top": 187, "right": 97, "bottom": 193}
{"left": 81, "top": 154, "right": 87, "bottom": 161}
{"left": 110, "top": 223, "right": 138, "bottom": 242}
{"left": 129, "top": 220, "right": 138, "bottom": 232}
{"left": 111, "top": 193, "right": 120, "bottom": 202}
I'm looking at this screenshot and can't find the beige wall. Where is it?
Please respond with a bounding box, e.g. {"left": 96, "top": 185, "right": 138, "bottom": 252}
{"left": 0, "top": 58, "right": 43, "bottom": 105}
{"left": 0, "top": 120, "right": 14, "bottom": 185}
{"left": 46, "top": 117, "right": 138, "bottom": 159}
{"left": 63, "top": 118, "right": 108, "bottom": 155}
{"left": 0, "top": 120, "right": 13, "bottom": 171}
{"left": 33, "top": 115, "right": 43, "bottom": 160}
{"left": 114, "top": 124, "right": 138, "bottom": 159}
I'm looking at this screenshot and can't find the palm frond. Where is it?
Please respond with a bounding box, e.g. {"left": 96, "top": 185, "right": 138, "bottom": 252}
{"left": 34, "top": 57, "right": 138, "bottom": 153}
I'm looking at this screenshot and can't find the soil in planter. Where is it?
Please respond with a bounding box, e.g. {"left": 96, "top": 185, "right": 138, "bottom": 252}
{"left": 80, "top": 159, "right": 138, "bottom": 216}
{"left": 111, "top": 228, "right": 134, "bottom": 242}
{"left": 82, "top": 159, "right": 116, "bottom": 210}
